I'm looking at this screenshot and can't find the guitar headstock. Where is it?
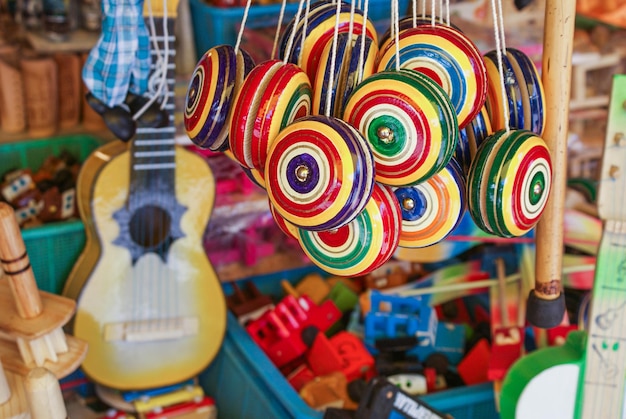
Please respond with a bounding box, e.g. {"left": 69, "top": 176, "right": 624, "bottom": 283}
{"left": 143, "top": 0, "right": 180, "bottom": 18}
{"left": 597, "top": 75, "right": 626, "bottom": 222}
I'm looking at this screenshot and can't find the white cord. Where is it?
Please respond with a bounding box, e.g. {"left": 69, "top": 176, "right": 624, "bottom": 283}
{"left": 445, "top": 0, "right": 450, "bottom": 26}
{"left": 271, "top": 0, "right": 288, "bottom": 60}
{"left": 490, "top": 0, "right": 510, "bottom": 132}
{"left": 394, "top": 0, "right": 400, "bottom": 72}
{"left": 430, "top": 0, "right": 435, "bottom": 26}
{"left": 283, "top": 0, "right": 306, "bottom": 63}
{"left": 325, "top": 0, "right": 342, "bottom": 116}
{"left": 234, "top": 0, "right": 252, "bottom": 54}
{"left": 299, "top": 0, "right": 310, "bottom": 64}
{"left": 357, "top": 0, "right": 369, "bottom": 83}
{"left": 133, "top": 0, "right": 169, "bottom": 120}
{"left": 412, "top": 0, "right": 417, "bottom": 28}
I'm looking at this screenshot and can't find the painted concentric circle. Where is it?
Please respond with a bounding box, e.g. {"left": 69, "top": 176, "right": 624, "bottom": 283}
{"left": 265, "top": 115, "right": 375, "bottom": 231}
{"left": 343, "top": 69, "right": 458, "bottom": 186}
{"left": 269, "top": 200, "right": 299, "bottom": 240}
{"left": 395, "top": 157, "right": 466, "bottom": 247}
{"left": 468, "top": 129, "right": 552, "bottom": 237}
{"left": 377, "top": 25, "right": 487, "bottom": 128}
{"left": 184, "top": 45, "right": 254, "bottom": 151}
{"left": 456, "top": 106, "right": 493, "bottom": 174}
{"left": 297, "top": 182, "right": 401, "bottom": 276}
{"left": 229, "top": 60, "right": 312, "bottom": 172}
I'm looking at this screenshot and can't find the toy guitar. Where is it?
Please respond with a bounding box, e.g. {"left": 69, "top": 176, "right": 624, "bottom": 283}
{"left": 62, "top": 0, "right": 226, "bottom": 390}
{"left": 500, "top": 75, "right": 626, "bottom": 418}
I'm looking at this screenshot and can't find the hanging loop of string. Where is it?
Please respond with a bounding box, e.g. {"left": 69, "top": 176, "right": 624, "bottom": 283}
{"left": 490, "top": 0, "right": 510, "bottom": 133}
{"left": 324, "top": 0, "right": 343, "bottom": 116}
{"left": 234, "top": 0, "right": 253, "bottom": 55}
{"left": 283, "top": 0, "right": 306, "bottom": 64}
{"left": 393, "top": 0, "right": 401, "bottom": 72}
{"left": 133, "top": 0, "right": 170, "bottom": 120}
{"left": 271, "top": 0, "right": 288, "bottom": 60}
{"left": 357, "top": 0, "right": 369, "bottom": 84}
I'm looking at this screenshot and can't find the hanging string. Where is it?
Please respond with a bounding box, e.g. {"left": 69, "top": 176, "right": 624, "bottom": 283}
{"left": 298, "top": 0, "right": 311, "bottom": 65}
{"left": 421, "top": 0, "right": 426, "bottom": 18}
{"left": 445, "top": 0, "right": 450, "bottom": 26}
{"left": 325, "top": 0, "right": 343, "bottom": 116}
{"left": 495, "top": 0, "right": 507, "bottom": 52}
{"left": 283, "top": 0, "right": 306, "bottom": 64}
{"left": 133, "top": 0, "right": 169, "bottom": 120}
{"left": 412, "top": 0, "right": 417, "bottom": 28}
{"left": 234, "top": 0, "right": 252, "bottom": 55}
{"left": 490, "top": 0, "right": 510, "bottom": 133}
{"left": 393, "top": 0, "right": 400, "bottom": 72}
{"left": 271, "top": 0, "right": 288, "bottom": 59}
{"left": 357, "top": 0, "right": 369, "bottom": 84}
{"left": 430, "top": 0, "right": 435, "bottom": 26}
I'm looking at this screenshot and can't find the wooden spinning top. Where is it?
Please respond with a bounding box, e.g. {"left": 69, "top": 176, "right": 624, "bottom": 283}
{"left": 0, "top": 202, "right": 87, "bottom": 379}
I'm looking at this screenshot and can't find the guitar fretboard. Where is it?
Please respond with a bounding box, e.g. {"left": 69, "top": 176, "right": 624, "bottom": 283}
{"left": 580, "top": 74, "right": 626, "bottom": 419}
{"left": 129, "top": 17, "right": 178, "bottom": 197}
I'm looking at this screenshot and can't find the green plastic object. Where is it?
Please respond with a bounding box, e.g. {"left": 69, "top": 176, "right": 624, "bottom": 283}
{"left": 0, "top": 134, "right": 103, "bottom": 293}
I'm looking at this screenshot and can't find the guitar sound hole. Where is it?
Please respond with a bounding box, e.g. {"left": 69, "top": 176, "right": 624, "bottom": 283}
{"left": 129, "top": 206, "right": 171, "bottom": 248}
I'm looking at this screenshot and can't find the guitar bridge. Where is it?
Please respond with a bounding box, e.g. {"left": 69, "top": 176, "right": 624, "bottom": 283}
{"left": 104, "top": 317, "right": 198, "bottom": 342}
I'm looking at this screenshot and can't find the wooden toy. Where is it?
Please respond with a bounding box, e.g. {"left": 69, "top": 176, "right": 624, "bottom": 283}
{"left": 133, "top": 385, "right": 204, "bottom": 414}
{"left": 299, "top": 371, "right": 356, "bottom": 411}
{"left": 279, "top": 1, "right": 378, "bottom": 83}
{"left": 312, "top": 33, "right": 352, "bottom": 117}
{"left": 282, "top": 273, "right": 331, "bottom": 305}
{"left": 296, "top": 182, "right": 401, "bottom": 277}
{"left": 394, "top": 157, "right": 467, "bottom": 248}
{"left": 226, "top": 281, "right": 274, "bottom": 325}
{"left": 468, "top": 129, "right": 552, "bottom": 237}
{"left": 62, "top": 2, "right": 226, "bottom": 390}
{"left": 265, "top": 115, "right": 375, "bottom": 231}
{"left": 0, "top": 202, "right": 87, "bottom": 378}
{"left": 377, "top": 15, "right": 464, "bottom": 55}
{"left": 377, "top": 24, "right": 488, "bottom": 129}
{"left": 121, "top": 379, "right": 196, "bottom": 402}
{"left": 343, "top": 69, "right": 458, "bottom": 186}
{"left": 184, "top": 45, "right": 255, "bottom": 151}
{"left": 229, "top": 59, "right": 312, "bottom": 172}
{"left": 501, "top": 75, "right": 626, "bottom": 418}
{"left": 269, "top": 200, "right": 299, "bottom": 240}
{"left": 143, "top": 395, "right": 217, "bottom": 418}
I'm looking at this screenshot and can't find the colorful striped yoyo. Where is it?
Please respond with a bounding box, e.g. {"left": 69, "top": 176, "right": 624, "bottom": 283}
{"left": 280, "top": 1, "right": 378, "bottom": 83}
{"left": 455, "top": 106, "right": 493, "bottom": 175}
{"left": 184, "top": 45, "right": 254, "bottom": 151}
{"left": 378, "top": 15, "right": 463, "bottom": 55}
{"left": 269, "top": 200, "right": 299, "bottom": 240}
{"left": 229, "top": 60, "right": 312, "bottom": 174}
{"left": 343, "top": 69, "right": 458, "bottom": 187}
{"left": 483, "top": 48, "right": 545, "bottom": 135}
{"left": 395, "top": 157, "right": 466, "bottom": 248}
{"left": 377, "top": 25, "right": 487, "bottom": 129}
{"left": 297, "top": 182, "right": 401, "bottom": 277}
{"left": 265, "top": 115, "right": 375, "bottom": 231}
{"left": 467, "top": 129, "right": 552, "bottom": 237}
{"left": 313, "top": 33, "right": 379, "bottom": 118}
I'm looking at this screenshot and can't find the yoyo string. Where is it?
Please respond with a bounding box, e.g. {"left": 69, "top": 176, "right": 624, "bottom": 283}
{"left": 270, "top": 0, "right": 288, "bottom": 59}
{"left": 490, "top": 0, "right": 510, "bottom": 132}
{"left": 421, "top": 0, "right": 426, "bottom": 19}
{"left": 234, "top": 0, "right": 252, "bottom": 55}
{"left": 324, "top": 0, "right": 343, "bottom": 116}
{"left": 445, "top": 0, "right": 450, "bottom": 26}
{"left": 412, "top": 0, "right": 417, "bottom": 27}
{"left": 357, "top": 0, "right": 369, "bottom": 83}
{"left": 393, "top": 0, "right": 400, "bottom": 72}
{"left": 282, "top": 0, "right": 306, "bottom": 63}
{"left": 299, "top": 0, "right": 311, "bottom": 65}
{"left": 431, "top": 0, "right": 435, "bottom": 26}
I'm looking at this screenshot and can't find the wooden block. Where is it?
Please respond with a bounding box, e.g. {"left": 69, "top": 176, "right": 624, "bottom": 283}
{"left": 24, "top": 367, "right": 67, "bottom": 419}
{"left": 20, "top": 56, "right": 58, "bottom": 137}
{"left": 0, "top": 59, "right": 26, "bottom": 133}
{"left": 0, "top": 369, "right": 28, "bottom": 419}
{"left": 54, "top": 53, "right": 81, "bottom": 129}
{"left": 0, "top": 280, "right": 75, "bottom": 340}
{"left": 0, "top": 334, "right": 88, "bottom": 379}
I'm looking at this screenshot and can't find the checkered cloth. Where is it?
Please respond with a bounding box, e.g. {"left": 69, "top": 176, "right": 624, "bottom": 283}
{"left": 82, "top": 0, "right": 150, "bottom": 108}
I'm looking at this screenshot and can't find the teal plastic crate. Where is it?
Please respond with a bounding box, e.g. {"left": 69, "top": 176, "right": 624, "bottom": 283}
{"left": 0, "top": 134, "right": 103, "bottom": 294}
{"left": 190, "top": 0, "right": 410, "bottom": 60}
{"left": 200, "top": 267, "right": 500, "bottom": 419}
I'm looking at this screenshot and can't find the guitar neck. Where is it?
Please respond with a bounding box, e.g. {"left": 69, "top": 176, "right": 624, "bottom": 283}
{"left": 129, "top": 16, "right": 178, "bottom": 195}
{"left": 579, "top": 74, "right": 626, "bottom": 419}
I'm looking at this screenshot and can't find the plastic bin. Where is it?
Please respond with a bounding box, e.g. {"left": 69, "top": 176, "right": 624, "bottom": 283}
{"left": 0, "top": 134, "right": 103, "bottom": 294}
{"left": 189, "top": 0, "right": 410, "bottom": 60}
{"left": 199, "top": 267, "right": 500, "bottom": 419}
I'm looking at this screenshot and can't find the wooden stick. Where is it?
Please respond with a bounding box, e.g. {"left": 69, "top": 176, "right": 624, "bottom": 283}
{"left": 527, "top": 0, "right": 576, "bottom": 328}
{"left": 0, "top": 202, "right": 42, "bottom": 319}
{"left": 0, "top": 359, "right": 10, "bottom": 405}
{"left": 24, "top": 367, "right": 67, "bottom": 419}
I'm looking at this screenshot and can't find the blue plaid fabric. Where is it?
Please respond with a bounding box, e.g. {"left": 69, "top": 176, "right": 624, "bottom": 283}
{"left": 82, "top": 0, "right": 150, "bottom": 107}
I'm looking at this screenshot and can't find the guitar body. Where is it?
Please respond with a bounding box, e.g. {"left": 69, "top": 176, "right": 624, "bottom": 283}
{"left": 500, "top": 331, "right": 585, "bottom": 419}
{"left": 64, "top": 143, "right": 225, "bottom": 390}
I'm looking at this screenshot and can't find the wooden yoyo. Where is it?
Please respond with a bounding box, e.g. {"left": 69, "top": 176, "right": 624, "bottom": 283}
{"left": 0, "top": 202, "right": 87, "bottom": 380}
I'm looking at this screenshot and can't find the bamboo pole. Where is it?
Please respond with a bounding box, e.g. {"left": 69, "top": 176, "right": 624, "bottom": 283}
{"left": 527, "top": 0, "right": 577, "bottom": 328}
